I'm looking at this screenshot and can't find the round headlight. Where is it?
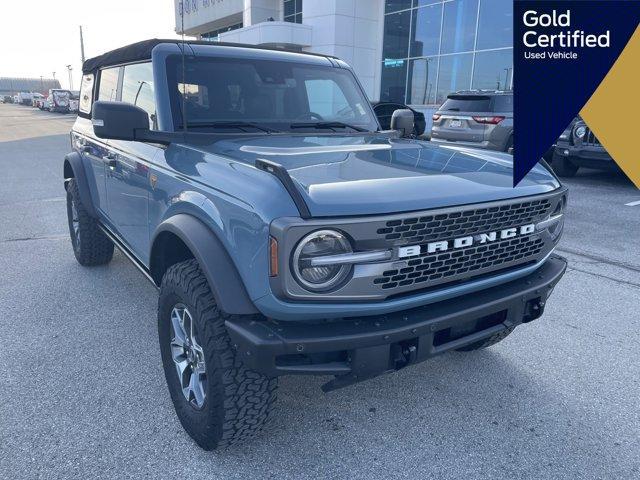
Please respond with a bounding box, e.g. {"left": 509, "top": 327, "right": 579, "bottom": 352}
{"left": 574, "top": 125, "right": 586, "bottom": 138}
{"left": 292, "top": 230, "right": 352, "bottom": 292}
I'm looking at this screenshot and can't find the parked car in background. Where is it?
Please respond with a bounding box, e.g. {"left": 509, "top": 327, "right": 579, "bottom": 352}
{"left": 18, "top": 92, "right": 34, "bottom": 105}
{"left": 431, "top": 91, "right": 513, "bottom": 152}
{"left": 13, "top": 95, "right": 19, "bottom": 104}
{"left": 31, "top": 93, "right": 45, "bottom": 107}
{"left": 68, "top": 91, "right": 80, "bottom": 113}
{"left": 371, "top": 101, "right": 426, "bottom": 136}
{"left": 552, "top": 117, "right": 615, "bottom": 177}
{"left": 46, "top": 89, "right": 71, "bottom": 113}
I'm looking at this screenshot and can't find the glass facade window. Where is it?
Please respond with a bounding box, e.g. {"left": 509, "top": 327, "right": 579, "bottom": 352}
{"left": 284, "top": 0, "right": 302, "bottom": 24}
{"left": 476, "top": 0, "right": 513, "bottom": 50}
{"left": 440, "top": 0, "right": 478, "bottom": 54}
{"left": 201, "top": 22, "right": 243, "bottom": 41}
{"left": 380, "top": 60, "right": 408, "bottom": 103}
{"left": 471, "top": 49, "right": 512, "bottom": 90}
{"left": 410, "top": 3, "right": 442, "bottom": 57}
{"left": 382, "top": 10, "right": 411, "bottom": 60}
{"left": 380, "top": 0, "right": 513, "bottom": 107}
{"left": 408, "top": 57, "right": 438, "bottom": 104}
{"left": 436, "top": 53, "right": 473, "bottom": 104}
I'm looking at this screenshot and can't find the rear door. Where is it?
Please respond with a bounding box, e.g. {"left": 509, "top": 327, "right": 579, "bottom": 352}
{"left": 104, "top": 62, "right": 160, "bottom": 262}
{"left": 433, "top": 95, "right": 492, "bottom": 143}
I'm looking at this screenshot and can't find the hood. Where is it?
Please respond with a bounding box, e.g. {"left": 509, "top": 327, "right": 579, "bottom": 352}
{"left": 200, "top": 133, "right": 560, "bottom": 217}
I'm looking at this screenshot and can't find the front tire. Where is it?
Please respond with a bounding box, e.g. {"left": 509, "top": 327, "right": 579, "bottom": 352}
{"left": 158, "top": 259, "right": 277, "bottom": 450}
{"left": 552, "top": 151, "right": 579, "bottom": 177}
{"left": 66, "top": 178, "right": 114, "bottom": 266}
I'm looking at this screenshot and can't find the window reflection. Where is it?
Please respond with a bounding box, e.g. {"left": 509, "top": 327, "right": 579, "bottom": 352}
{"left": 383, "top": 10, "right": 411, "bottom": 60}
{"left": 476, "top": 0, "right": 513, "bottom": 50}
{"left": 382, "top": 0, "right": 514, "bottom": 106}
{"left": 472, "top": 49, "right": 513, "bottom": 90}
{"left": 436, "top": 53, "right": 473, "bottom": 104}
{"left": 408, "top": 57, "right": 438, "bottom": 104}
{"left": 380, "top": 60, "right": 408, "bottom": 103}
{"left": 441, "top": 0, "right": 478, "bottom": 54}
{"left": 410, "top": 3, "right": 442, "bottom": 57}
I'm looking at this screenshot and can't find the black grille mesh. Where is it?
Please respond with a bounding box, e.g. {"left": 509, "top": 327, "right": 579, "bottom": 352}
{"left": 376, "top": 199, "right": 551, "bottom": 243}
{"left": 374, "top": 236, "right": 545, "bottom": 290}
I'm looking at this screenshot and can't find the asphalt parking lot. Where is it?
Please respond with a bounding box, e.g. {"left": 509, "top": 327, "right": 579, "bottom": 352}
{"left": 1, "top": 103, "right": 639, "bottom": 479}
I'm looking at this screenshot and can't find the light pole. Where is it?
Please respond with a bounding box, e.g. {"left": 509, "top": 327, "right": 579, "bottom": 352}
{"left": 66, "top": 65, "right": 74, "bottom": 90}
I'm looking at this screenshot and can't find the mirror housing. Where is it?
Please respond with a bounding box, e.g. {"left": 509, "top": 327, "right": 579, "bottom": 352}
{"left": 390, "top": 109, "right": 415, "bottom": 137}
{"left": 92, "top": 101, "right": 150, "bottom": 141}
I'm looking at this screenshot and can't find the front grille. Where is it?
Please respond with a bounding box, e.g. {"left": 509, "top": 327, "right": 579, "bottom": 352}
{"left": 374, "top": 236, "right": 545, "bottom": 291}
{"left": 583, "top": 128, "right": 601, "bottom": 146}
{"left": 376, "top": 198, "right": 551, "bottom": 244}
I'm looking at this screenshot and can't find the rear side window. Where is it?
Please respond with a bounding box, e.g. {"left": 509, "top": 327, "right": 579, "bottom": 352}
{"left": 98, "top": 67, "right": 120, "bottom": 101}
{"left": 492, "top": 95, "right": 513, "bottom": 112}
{"left": 121, "top": 62, "right": 157, "bottom": 129}
{"left": 440, "top": 96, "right": 491, "bottom": 112}
{"left": 79, "top": 74, "right": 94, "bottom": 114}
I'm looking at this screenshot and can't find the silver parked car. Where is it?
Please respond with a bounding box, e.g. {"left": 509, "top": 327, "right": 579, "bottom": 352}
{"left": 431, "top": 91, "right": 513, "bottom": 152}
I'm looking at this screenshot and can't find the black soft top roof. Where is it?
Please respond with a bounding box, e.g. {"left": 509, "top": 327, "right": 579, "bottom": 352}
{"left": 82, "top": 38, "right": 336, "bottom": 73}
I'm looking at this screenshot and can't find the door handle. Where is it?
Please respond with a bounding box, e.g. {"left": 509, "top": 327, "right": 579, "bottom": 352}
{"left": 104, "top": 153, "right": 117, "bottom": 170}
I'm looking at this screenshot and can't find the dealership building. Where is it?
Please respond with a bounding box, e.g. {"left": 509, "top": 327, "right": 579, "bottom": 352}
{"left": 175, "top": 0, "right": 513, "bottom": 118}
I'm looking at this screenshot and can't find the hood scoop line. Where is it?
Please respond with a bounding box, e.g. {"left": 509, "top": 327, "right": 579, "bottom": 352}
{"left": 255, "top": 159, "right": 312, "bottom": 219}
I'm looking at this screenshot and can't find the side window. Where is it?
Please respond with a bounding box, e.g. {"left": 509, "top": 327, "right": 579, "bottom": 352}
{"left": 98, "top": 67, "right": 120, "bottom": 101}
{"left": 79, "top": 73, "right": 94, "bottom": 114}
{"left": 121, "top": 62, "right": 157, "bottom": 129}
{"left": 304, "top": 79, "right": 354, "bottom": 120}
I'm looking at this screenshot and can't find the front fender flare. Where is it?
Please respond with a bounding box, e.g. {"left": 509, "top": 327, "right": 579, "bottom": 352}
{"left": 151, "top": 214, "right": 258, "bottom": 315}
{"left": 64, "top": 151, "right": 97, "bottom": 218}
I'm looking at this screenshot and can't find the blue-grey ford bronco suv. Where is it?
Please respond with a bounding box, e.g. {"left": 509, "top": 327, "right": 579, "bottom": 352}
{"left": 65, "top": 39, "right": 567, "bottom": 450}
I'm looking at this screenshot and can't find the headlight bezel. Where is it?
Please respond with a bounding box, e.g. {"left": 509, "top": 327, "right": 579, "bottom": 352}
{"left": 291, "top": 229, "right": 353, "bottom": 292}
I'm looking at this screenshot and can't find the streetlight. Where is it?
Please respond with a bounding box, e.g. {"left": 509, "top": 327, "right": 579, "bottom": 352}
{"left": 66, "top": 65, "right": 74, "bottom": 90}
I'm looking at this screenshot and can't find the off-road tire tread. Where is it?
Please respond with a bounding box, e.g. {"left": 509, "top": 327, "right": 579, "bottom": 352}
{"left": 67, "top": 178, "right": 114, "bottom": 266}
{"left": 160, "top": 259, "right": 277, "bottom": 450}
{"left": 456, "top": 325, "right": 515, "bottom": 351}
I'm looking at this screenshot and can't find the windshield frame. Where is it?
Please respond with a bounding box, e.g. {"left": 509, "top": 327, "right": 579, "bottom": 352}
{"left": 164, "top": 53, "right": 381, "bottom": 135}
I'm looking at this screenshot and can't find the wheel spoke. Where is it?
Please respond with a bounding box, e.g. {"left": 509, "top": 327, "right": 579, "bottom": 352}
{"left": 190, "top": 369, "right": 206, "bottom": 407}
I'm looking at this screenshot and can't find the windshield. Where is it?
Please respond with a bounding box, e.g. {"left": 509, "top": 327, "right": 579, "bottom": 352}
{"left": 166, "top": 55, "right": 379, "bottom": 133}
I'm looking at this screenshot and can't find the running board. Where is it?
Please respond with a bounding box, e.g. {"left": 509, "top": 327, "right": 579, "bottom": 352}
{"left": 98, "top": 224, "right": 159, "bottom": 291}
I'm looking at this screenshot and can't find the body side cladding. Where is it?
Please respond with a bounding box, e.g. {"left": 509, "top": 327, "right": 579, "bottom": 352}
{"left": 63, "top": 151, "right": 97, "bottom": 218}
{"left": 150, "top": 214, "right": 258, "bottom": 315}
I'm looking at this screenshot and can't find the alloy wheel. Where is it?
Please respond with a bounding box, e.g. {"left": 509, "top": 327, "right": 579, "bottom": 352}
{"left": 169, "top": 304, "right": 207, "bottom": 409}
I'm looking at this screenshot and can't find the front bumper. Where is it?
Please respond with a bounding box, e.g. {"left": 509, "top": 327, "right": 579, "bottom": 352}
{"left": 554, "top": 144, "right": 613, "bottom": 164}
{"left": 227, "top": 255, "right": 567, "bottom": 391}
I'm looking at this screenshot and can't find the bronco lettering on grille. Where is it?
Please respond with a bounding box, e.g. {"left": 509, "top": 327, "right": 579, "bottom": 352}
{"left": 397, "top": 224, "right": 536, "bottom": 258}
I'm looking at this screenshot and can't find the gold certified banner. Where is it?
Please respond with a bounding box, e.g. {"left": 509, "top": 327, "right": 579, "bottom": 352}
{"left": 581, "top": 25, "right": 640, "bottom": 188}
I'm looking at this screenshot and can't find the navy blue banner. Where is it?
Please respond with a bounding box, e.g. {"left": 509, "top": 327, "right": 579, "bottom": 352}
{"left": 513, "top": 0, "right": 640, "bottom": 186}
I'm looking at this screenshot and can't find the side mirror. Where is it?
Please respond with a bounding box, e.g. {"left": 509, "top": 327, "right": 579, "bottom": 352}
{"left": 92, "top": 101, "right": 150, "bottom": 141}
{"left": 390, "top": 109, "right": 415, "bottom": 137}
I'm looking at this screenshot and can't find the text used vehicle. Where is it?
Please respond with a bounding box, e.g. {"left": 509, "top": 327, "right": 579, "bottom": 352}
{"left": 64, "top": 39, "right": 567, "bottom": 450}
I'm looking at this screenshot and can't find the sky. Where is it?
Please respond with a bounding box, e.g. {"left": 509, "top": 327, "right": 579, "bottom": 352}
{"left": 0, "top": 0, "right": 184, "bottom": 90}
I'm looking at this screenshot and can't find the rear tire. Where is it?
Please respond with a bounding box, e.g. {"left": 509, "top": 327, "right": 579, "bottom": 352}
{"left": 552, "top": 151, "right": 579, "bottom": 177}
{"left": 456, "top": 325, "right": 515, "bottom": 351}
{"left": 66, "top": 178, "right": 114, "bottom": 266}
{"left": 158, "top": 259, "right": 277, "bottom": 450}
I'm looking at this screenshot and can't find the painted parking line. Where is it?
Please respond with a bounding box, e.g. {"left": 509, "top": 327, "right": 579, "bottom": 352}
{"left": 625, "top": 200, "right": 640, "bottom": 206}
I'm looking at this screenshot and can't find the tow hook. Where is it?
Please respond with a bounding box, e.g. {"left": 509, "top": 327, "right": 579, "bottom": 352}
{"left": 391, "top": 340, "right": 418, "bottom": 369}
{"left": 523, "top": 297, "right": 545, "bottom": 323}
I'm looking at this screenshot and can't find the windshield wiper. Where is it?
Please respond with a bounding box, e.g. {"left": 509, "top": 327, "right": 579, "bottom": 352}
{"left": 289, "top": 121, "right": 368, "bottom": 132}
{"left": 178, "top": 121, "right": 280, "bottom": 133}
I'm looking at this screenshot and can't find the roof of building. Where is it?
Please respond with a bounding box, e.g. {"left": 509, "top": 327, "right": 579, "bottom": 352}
{"left": 82, "top": 38, "right": 337, "bottom": 73}
{"left": 0, "top": 77, "right": 61, "bottom": 94}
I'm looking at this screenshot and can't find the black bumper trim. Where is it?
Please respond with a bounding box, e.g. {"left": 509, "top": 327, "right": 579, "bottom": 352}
{"left": 225, "top": 255, "right": 567, "bottom": 387}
